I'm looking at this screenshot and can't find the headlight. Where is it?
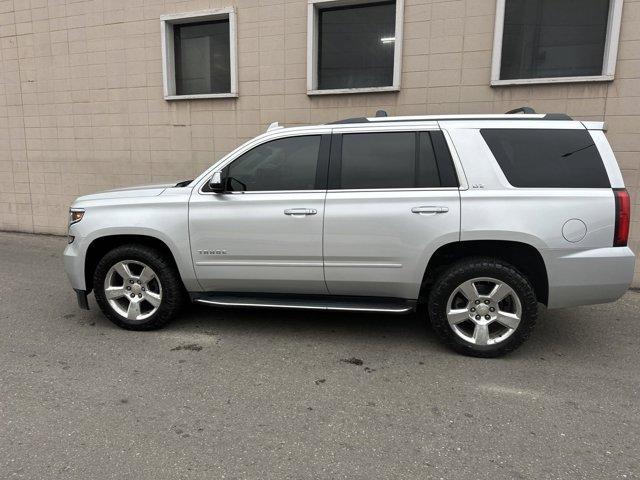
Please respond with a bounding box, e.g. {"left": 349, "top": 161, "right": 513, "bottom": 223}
{"left": 69, "top": 208, "right": 85, "bottom": 225}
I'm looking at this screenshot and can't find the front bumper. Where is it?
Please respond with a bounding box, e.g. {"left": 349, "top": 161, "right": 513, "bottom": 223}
{"left": 546, "top": 247, "right": 636, "bottom": 309}
{"left": 63, "top": 237, "right": 87, "bottom": 291}
{"left": 65, "top": 240, "right": 90, "bottom": 310}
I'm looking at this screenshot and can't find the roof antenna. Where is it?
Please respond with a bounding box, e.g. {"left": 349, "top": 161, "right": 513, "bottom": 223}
{"left": 375, "top": 110, "right": 388, "bottom": 117}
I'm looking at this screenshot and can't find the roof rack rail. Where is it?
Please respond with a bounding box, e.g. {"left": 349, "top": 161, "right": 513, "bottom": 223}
{"left": 505, "top": 106, "right": 536, "bottom": 114}
{"left": 543, "top": 113, "right": 573, "bottom": 120}
{"left": 327, "top": 117, "right": 370, "bottom": 125}
{"left": 326, "top": 109, "right": 574, "bottom": 125}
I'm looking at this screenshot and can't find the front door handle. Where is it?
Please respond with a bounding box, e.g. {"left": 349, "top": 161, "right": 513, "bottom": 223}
{"left": 284, "top": 208, "right": 317, "bottom": 216}
{"left": 411, "top": 206, "right": 449, "bottom": 215}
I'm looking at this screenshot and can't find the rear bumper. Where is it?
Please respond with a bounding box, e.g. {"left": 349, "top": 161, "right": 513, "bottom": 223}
{"left": 546, "top": 247, "right": 635, "bottom": 309}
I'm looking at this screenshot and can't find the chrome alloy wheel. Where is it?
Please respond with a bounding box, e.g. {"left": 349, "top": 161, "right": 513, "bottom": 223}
{"left": 445, "top": 277, "right": 522, "bottom": 346}
{"left": 103, "top": 260, "right": 162, "bottom": 321}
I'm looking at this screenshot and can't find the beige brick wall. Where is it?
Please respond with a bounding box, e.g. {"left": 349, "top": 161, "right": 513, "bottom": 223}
{"left": 0, "top": 0, "right": 638, "bottom": 284}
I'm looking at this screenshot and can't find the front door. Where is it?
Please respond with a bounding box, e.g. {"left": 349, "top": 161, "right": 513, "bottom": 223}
{"left": 189, "top": 133, "right": 330, "bottom": 294}
{"left": 323, "top": 128, "right": 461, "bottom": 299}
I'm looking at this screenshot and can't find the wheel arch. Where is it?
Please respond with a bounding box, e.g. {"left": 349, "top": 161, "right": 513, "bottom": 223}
{"left": 420, "top": 240, "right": 549, "bottom": 305}
{"left": 84, "top": 234, "right": 181, "bottom": 293}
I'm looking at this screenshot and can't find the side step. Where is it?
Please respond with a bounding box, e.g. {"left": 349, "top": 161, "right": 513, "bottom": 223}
{"left": 191, "top": 292, "right": 416, "bottom": 314}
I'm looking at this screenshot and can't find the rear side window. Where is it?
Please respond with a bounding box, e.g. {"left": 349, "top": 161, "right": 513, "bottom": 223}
{"left": 336, "top": 131, "right": 458, "bottom": 189}
{"left": 341, "top": 132, "right": 415, "bottom": 189}
{"left": 481, "top": 128, "right": 610, "bottom": 188}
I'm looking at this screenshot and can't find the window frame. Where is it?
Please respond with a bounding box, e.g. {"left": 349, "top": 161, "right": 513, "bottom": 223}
{"left": 490, "top": 0, "right": 624, "bottom": 86}
{"left": 161, "top": 8, "right": 238, "bottom": 100}
{"left": 327, "top": 129, "right": 459, "bottom": 191}
{"left": 220, "top": 134, "right": 330, "bottom": 193}
{"left": 200, "top": 132, "right": 332, "bottom": 195}
{"left": 306, "top": 0, "right": 404, "bottom": 96}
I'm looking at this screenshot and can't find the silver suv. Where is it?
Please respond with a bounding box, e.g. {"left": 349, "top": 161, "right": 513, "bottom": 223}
{"left": 64, "top": 109, "right": 635, "bottom": 357}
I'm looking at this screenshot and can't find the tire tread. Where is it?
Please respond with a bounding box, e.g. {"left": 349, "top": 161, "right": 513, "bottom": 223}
{"left": 427, "top": 256, "right": 537, "bottom": 358}
{"left": 93, "top": 244, "right": 184, "bottom": 330}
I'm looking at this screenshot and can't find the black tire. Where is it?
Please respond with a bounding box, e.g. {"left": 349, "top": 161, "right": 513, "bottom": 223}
{"left": 427, "top": 257, "right": 537, "bottom": 358}
{"left": 93, "top": 244, "right": 184, "bottom": 330}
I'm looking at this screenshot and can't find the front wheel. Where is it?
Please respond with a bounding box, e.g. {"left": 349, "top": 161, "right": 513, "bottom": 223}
{"left": 93, "top": 245, "right": 184, "bottom": 330}
{"left": 427, "top": 258, "right": 538, "bottom": 357}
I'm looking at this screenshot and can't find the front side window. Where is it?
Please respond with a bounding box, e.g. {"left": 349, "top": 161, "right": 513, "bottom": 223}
{"left": 161, "top": 8, "right": 238, "bottom": 99}
{"left": 481, "top": 128, "right": 610, "bottom": 188}
{"left": 492, "top": 0, "right": 622, "bottom": 85}
{"left": 308, "top": 0, "right": 403, "bottom": 94}
{"left": 337, "top": 131, "right": 457, "bottom": 189}
{"left": 225, "top": 136, "right": 321, "bottom": 192}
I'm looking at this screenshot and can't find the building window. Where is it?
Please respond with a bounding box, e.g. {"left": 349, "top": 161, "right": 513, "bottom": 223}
{"left": 307, "top": 0, "right": 404, "bottom": 95}
{"left": 491, "top": 0, "right": 623, "bottom": 86}
{"left": 161, "top": 8, "right": 238, "bottom": 100}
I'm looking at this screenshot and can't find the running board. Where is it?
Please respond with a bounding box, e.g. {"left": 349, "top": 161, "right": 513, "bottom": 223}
{"left": 192, "top": 293, "right": 415, "bottom": 314}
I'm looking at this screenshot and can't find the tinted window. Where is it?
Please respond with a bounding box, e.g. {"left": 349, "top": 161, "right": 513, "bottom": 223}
{"left": 417, "top": 133, "right": 440, "bottom": 188}
{"left": 481, "top": 129, "right": 610, "bottom": 188}
{"left": 338, "top": 132, "right": 453, "bottom": 189}
{"left": 174, "top": 20, "right": 231, "bottom": 95}
{"left": 226, "top": 136, "right": 321, "bottom": 191}
{"left": 428, "top": 131, "right": 459, "bottom": 188}
{"left": 318, "top": 2, "right": 395, "bottom": 89}
{"left": 500, "top": 0, "right": 609, "bottom": 80}
{"left": 340, "top": 132, "right": 414, "bottom": 189}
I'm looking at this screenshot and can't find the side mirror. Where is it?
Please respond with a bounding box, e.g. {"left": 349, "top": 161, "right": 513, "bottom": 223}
{"left": 208, "top": 171, "right": 225, "bottom": 193}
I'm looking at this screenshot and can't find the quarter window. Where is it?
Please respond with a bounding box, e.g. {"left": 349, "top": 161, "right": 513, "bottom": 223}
{"left": 481, "top": 128, "right": 610, "bottom": 188}
{"left": 225, "top": 136, "right": 321, "bottom": 192}
{"left": 491, "top": 0, "right": 623, "bottom": 85}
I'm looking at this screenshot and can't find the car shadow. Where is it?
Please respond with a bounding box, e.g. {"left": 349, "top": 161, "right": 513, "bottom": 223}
{"left": 81, "top": 295, "right": 621, "bottom": 360}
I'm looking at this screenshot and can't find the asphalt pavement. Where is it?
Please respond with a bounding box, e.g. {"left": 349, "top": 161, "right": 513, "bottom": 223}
{"left": 0, "top": 231, "right": 639, "bottom": 479}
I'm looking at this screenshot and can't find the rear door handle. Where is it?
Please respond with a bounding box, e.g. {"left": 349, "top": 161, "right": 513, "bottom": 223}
{"left": 284, "top": 208, "right": 317, "bottom": 216}
{"left": 411, "top": 206, "right": 449, "bottom": 214}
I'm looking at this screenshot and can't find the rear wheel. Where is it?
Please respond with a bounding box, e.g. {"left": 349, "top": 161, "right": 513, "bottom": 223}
{"left": 93, "top": 245, "right": 184, "bottom": 330}
{"left": 427, "top": 258, "right": 537, "bottom": 357}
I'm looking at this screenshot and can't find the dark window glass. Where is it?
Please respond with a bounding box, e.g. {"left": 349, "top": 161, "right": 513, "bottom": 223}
{"left": 428, "top": 131, "right": 459, "bottom": 188}
{"left": 480, "top": 129, "right": 610, "bottom": 188}
{"left": 500, "top": 0, "right": 609, "bottom": 80}
{"left": 341, "top": 132, "right": 414, "bottom": 189}
{"left": 339, "top": 132, "right": 452, "bottom": 189}
{"left": 174, "top": 20, "right": 231, "bottom": 95}
{"left": 318, "top": 2, "right": 395, "bottom": 90}
{"left": 417, "top": 133, "right": 440, "bottom": 188}
{"left": 226, "top": 136, "right": 321, "bottom": 191}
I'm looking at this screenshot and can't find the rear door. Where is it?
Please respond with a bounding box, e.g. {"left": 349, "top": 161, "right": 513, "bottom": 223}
{"left": 323, "top": 125, "right": 462, "bottom": 299}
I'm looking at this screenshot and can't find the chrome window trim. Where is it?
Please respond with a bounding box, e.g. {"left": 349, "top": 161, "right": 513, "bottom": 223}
{"left": 326, "top": 187, "right": 460, "bottom": 193}
{"left": 198, "top": 189, "right": 327, "bottom": 196}
{"left": 194, "top": 124, "right": 469, "bottom": 195}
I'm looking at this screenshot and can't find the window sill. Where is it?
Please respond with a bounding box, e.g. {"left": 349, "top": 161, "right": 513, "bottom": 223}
{"left": 164, "top": 93, "right": 238, "bottom": 101}
{"left": 491, "top": 75, "right": 614, "bottom": 87}
{"left": 307, "top": 86, "right": 400, "bottom": 96}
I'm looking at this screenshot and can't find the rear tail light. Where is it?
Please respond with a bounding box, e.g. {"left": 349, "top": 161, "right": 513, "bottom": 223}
{"left": 613, "top": 188, "right": 630, "bottom": 247}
